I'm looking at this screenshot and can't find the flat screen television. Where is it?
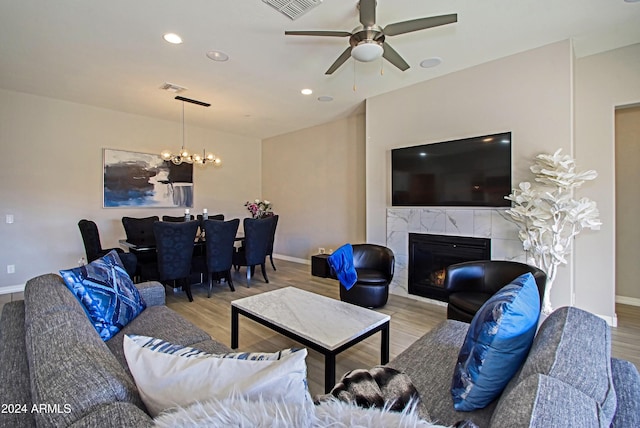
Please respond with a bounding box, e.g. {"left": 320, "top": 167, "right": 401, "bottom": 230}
{"left": 391, "top": 132, "right": 512, "bottom": 207}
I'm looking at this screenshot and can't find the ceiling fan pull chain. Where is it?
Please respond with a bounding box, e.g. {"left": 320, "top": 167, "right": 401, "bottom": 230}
{"left": 380, "top": 56, "right": 384, "bottom": 75}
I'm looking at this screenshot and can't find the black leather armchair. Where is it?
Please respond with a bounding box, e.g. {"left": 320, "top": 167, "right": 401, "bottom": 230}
{"left": 336, "top": 244, "right": 395, "bottom": 308}
{"left": 444, "top": 260, "right": 547, "bottom": 323}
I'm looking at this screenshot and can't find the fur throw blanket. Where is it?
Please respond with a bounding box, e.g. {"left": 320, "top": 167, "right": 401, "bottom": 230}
{"left": 153, "top": 395, "right": 450, "bottom": 428}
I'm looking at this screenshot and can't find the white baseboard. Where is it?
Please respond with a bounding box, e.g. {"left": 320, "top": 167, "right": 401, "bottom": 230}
{"left": 616, "top": 295, "right": 640, "bottom": 307}
{"left": 0, "top": 284, "right": 26, "bottom": 295}
{"left": 596, "top": 313, "right": 618, "bottom": 327}
{"left": 273, "top": 254, "right": 310, "bottom": 265}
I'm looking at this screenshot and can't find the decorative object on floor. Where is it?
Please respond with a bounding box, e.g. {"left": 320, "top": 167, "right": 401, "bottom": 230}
{"left": 123, "top": 334, "right": 311, "bottom": 417}
{"left": 59, "top": 250, "right": 146, "bottom": 341}
{"left": 160, "top": 96, "right": 221, "bottom": 167}
{"left": 285, "top": 0, "right": 457, "bottom": 75}
{"left": 104, "top": 149, "right": 193, "bottom": 208}
{"left": 444, "top": 260, "right": 547, "bottom": 323}
{"left": 505, "top": 149, "right": 602, "bottom": 314}
{"left": 451, "top": 273, "right": 540, "bottom": 411}
{"left": 245, "top": 199, "right": 274, "bottom": 219}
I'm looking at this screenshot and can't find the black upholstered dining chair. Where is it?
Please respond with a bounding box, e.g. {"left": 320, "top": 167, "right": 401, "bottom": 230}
{"left": 335, "top": 244, "right": 395, "bottom": 308}
{"left": 152, "top": 220, "right": 200, "bottom": 302}
{"left": 121, "top": 216, "right": 159, "bottom": 246}
{"left": 443, "top": 260, "right": 547, "bottom": 323}
{"left": 77, "top": 219, "right": 137, "bottom": 278}
{"left": 232, "top": 216, "right": 276, "bottom": 286}
{"left": 203, "top": 218, "right": 240, "bottom": 296}
{"left": 162, "top": 215, "right": 194, "bottom": 222}
{"left": 265, "top": 215, "right": 279, "bottom": 271}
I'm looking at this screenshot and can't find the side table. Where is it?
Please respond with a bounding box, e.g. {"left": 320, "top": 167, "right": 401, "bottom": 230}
{"left": 311, "top": 254, "right": 331, "bottom": 278}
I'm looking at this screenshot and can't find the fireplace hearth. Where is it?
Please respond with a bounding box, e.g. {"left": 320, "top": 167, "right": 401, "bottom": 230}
{"left": 408, "top": 233, "right": 491, "bottom": 301}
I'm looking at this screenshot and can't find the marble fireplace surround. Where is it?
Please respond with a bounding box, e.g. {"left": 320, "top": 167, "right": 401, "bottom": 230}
{"left": 386, "top": 208, "right": 525, "bottom": 305}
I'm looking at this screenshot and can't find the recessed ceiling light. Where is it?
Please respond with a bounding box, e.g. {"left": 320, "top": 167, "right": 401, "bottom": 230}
{"left": 206, "top": 50, "right": 229, "bottom": 61}
{"left": 420, "top": 57, "right": 442, "bottom": 68}
{"left": 163, "top": 33, "right": 183, "bottom": 44}
{"left": 301, "top": 88, "right": 313, "bottom": 95}
{"left": 420, "top": 57, "right": 443, "bottom": 69}
{"left": 317, "top": 96, "right": 333, "bottom": 102}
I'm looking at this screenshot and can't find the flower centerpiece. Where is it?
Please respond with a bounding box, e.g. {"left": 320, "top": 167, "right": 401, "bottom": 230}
{"left": 504, "top": 149, "right": 601, "bottom": 315}
{"left": 245, "top": 199, "right": 274, "bottom": 219}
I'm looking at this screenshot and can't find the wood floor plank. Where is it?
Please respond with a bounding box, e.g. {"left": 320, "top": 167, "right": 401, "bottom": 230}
{"left": 166, "top": 259, "right": 640, "bottom": 398}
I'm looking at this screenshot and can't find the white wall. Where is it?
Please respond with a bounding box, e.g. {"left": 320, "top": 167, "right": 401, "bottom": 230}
{"left": 0, "top": 89, "right": 261, "bottom": 288}
{"left": 262, "top": 114, "right": 366, "bottom": 261}
{"left": 366, "top": 41, "right": 580, "bottom": 315}
{"left": 574, "top": 43, "right": 640, "bottom": 317}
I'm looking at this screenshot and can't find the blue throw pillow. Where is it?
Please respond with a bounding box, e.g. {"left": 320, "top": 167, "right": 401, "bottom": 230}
{"left": 451, "top": 272, "right": 541, "bottom": 411}
{"left": 60, "top": 250, "right": 146, "bottom": 341}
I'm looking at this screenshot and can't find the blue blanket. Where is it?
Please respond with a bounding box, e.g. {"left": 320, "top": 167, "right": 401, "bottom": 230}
{"left": 327, "top": 244, "right": 358, "bottom": 290}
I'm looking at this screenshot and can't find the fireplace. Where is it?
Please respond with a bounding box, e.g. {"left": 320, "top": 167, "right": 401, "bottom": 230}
{"left": 408, "top": 233, "right": 491, "bottom": 301}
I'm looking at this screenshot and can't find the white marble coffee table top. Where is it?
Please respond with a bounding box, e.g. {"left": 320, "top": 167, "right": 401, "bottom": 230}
{"left": 231, "top": 287, "right": 390, "bottom": 351}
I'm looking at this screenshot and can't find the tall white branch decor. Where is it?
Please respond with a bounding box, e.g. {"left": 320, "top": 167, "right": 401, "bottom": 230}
{"left": 505, "top": 149, "right": 602, "bottom": 315}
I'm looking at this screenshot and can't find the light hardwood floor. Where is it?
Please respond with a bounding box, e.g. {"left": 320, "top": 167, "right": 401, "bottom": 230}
{"left": 166, "top": 259, "right": 640, "bottom": 398}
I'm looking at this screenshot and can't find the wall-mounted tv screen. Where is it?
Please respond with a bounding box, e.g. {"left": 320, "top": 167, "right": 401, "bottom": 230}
{"left": 391, "top": 132, "right": 512, "bottom": 207}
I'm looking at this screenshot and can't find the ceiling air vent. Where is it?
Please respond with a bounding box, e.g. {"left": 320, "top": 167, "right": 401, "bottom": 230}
{"left": 262, "top": 0, "right": 322, "bottom": 20}
{"left": 160, "top": 82, "right": 187, "bottom": 93}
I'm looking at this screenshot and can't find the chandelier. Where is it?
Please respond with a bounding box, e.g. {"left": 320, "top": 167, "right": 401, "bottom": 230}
{"left": 161, "top": 96, "right": 221, "bottom": 167}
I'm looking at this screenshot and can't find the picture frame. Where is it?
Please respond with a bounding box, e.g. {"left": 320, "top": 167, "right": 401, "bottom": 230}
{"left": 103, "top": 148, "right": 193, "bottom": 208}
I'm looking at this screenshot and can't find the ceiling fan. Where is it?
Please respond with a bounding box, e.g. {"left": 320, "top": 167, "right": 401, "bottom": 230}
{"left": 285, "top": 0, "right": 457, "bottom": 75}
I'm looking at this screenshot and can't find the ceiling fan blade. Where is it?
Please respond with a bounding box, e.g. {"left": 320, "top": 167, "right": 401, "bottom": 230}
{"left": 359, "top": 0, "right": 377, "bottom": 27}
{"left": 285, "top": 30, "right": 352, "bottom": 37}
{"left": 325, "top": 46, "right": 353, "bottom": 75}
{"left": 382, "top": 42, "right": 410, "bottom": 71}
{"left": 383, "top": 14, "right": 457, "bottom": 37}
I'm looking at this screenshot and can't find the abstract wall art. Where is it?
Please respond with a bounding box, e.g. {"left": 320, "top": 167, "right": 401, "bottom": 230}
{"left": 103, "top": 149, "right": 193, "bottom": 208}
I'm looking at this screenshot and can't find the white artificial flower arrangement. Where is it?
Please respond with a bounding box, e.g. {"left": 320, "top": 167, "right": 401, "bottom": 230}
{"left": 505, "top": 149, "right": 602, "bottom": 314}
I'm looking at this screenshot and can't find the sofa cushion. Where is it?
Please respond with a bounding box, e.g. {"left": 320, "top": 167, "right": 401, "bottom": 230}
{"left": 60, "top": 250, "right": 146, "bottom": 340}
{"left": 24, "top": 274, "right": 144, "bottom": 427}
{"left": 387, "top": 320, "right": 496, "bottom": 427}
{"left": 505, "top": 306, "right": 616, "bottom": 426}
{"left": 451, "top": 273, "right": 540, "bottom": 411}
{"left": 490, "top": 374, "right": 601, "bottom": 427}
{"left": 123, "top": 335, "right": 311, "bottom": 417}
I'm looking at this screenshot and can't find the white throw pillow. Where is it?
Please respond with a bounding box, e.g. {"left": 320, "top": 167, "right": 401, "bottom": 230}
{"left": 123, "top": 335, "right": 311, "bottom": 417}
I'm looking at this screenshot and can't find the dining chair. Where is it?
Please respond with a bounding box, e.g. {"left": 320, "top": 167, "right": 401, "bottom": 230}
{"left": 121, "top": 216, "right": 159, "bottom": 246}
{"left": 162, "top": 215, "right": 194, "bottom": 222}
{"left": 77, "top": 219, "right": 137, "bottom": 278}
{"left": 232, "top": 216, "right": 276, "bottom": 286}
{"left": 202, "top": 218, "right": 240, "bottom": 296}
{"left": 152, "top": 220, "right": 200, "bottom": 302}
{"left": 265, "top": 215, "right": 279, "bottom": 271}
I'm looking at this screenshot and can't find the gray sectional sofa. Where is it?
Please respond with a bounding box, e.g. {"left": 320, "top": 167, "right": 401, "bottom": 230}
{"left": 1, "top": 273, "right": 639, "bottom": 427}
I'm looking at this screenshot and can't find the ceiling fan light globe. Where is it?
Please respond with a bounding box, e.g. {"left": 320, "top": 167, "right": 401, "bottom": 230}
{"left": 351, "top": 41, "right": 383, "bottom": 62}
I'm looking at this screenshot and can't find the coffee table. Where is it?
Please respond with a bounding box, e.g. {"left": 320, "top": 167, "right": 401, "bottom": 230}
{"left": 231, "top": 287, "right": 391, "bottom": 393}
